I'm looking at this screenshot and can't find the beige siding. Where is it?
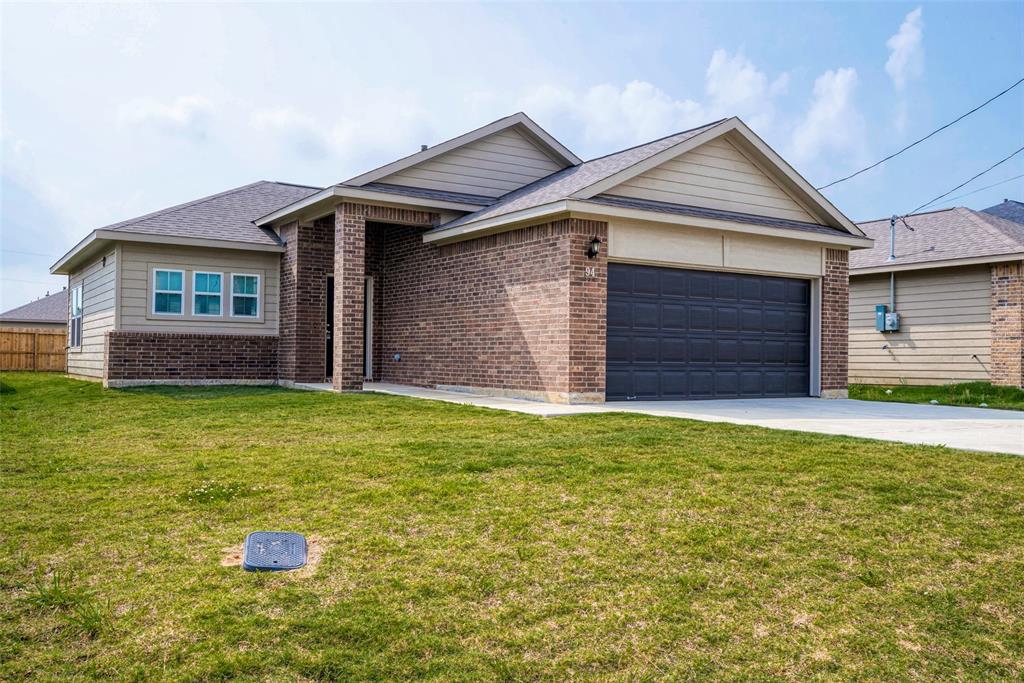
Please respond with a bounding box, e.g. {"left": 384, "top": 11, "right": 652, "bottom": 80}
{"left": 379, "top": 128, "right": 564, "bottom": 197}
{"left": 67, "top": 249, "right": 117, "bottom": 379}
{"left": 605, "top": 137, "right": 817, "bottom": 223}
{"left": 849, "top": 265, "right": 992, "bottom": 385}
{"left": 608, "top": 218, "right": 824, "bottom": 277}
{"left": 118, "top": 243, "right": 280, "bottom": 335}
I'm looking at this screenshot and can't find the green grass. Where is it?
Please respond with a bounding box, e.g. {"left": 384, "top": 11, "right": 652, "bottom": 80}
{"left": 850, "top": 382, "right": 1024, "bottom": 411}
{"left": 2, "top": 372, "right": 1023, "bottom": 681}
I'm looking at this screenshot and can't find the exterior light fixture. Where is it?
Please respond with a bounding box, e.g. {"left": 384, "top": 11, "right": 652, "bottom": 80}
{"left": 587, "top": 236, "right": 602, "bottom": 259}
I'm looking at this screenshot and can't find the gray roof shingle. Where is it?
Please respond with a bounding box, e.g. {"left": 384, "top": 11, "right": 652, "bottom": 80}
{"left": 100, "top": 181, "right": 322, "bottom": 247}
{"left": 982, "top": 199, "right": 1024, "bottom": 225}
{"left": 852, "top": 206, "right": 1024, "bottom": 270}
{"left": 0, "top": 289, "right": 68, "bottom": 323}
{"left": 436, "top": 120, "right": 726, "bottom": 230}
{"left": 355, "top": 182, "right": 495, "bottom": 206}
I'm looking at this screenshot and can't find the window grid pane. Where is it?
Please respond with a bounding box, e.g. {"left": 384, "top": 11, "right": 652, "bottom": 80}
{"left": 155, "top": 292, "right": 183, "bottom": 314}
{"left": 232, "top": 296, "right": 258, "bottom": 317}
{"left": 194, "top": 294, "right": 221, "bottom": 316}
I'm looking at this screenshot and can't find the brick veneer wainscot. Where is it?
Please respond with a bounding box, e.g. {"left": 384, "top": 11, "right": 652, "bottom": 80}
{"left": 990, "top": 261, "right": 1024, "bottom": 388}
{"left": 105, "top": 331, "right": 277, "bottom": 384}
{"left": 821, "top": 248, "right": 850, "bottom": 396}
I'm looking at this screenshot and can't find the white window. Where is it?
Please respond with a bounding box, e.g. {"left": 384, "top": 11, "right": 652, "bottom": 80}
{"left": 230, "top": 273, "right": 260, "bottom": 318}
{"left": 69, "top": 285, "right": 83, "bottom": 348}
{"left": 152, "top": 269, "right": 185, "bottom": 315}
{"left": 192, "top": 271, "right": 223, "bottom": 316}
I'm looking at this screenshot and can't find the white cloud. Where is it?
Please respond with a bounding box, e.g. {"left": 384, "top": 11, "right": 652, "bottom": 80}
{"left": 518, "top": 50, "right": 788, "bottom": 149}
{"left": 886, "top": 7, "right": 924, "bottom": 91}
{"left": 117, "top": 95, "right": 213, "bottom": 141}
{"left": 251, "top": 107, "right": 330, "bottom": 160}
{"left": 791, "top": 67, "right": 867, "bottom": 164}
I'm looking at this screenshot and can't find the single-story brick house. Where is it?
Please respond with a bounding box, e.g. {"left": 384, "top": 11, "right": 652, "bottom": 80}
{"left": 849, "top": 205, "right": 1024, "bottom": 387}
{"left": 0, "top": 289, "right": 69, "bottom": 331}
{"left": 51, "top": 113, "right": 871, "bottom": 402}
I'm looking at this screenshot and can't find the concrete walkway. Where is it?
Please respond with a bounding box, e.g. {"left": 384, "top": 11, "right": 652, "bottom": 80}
{"left": 362, "top": 382, "right": 1023, "bottom": 456}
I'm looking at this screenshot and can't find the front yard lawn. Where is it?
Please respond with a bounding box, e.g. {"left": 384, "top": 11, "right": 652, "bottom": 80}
{"left": 2, "top": 373, "right": 1023, "bottom": 681}
{"left": 850, "top": 381, "right": 1024, "bottom": 411}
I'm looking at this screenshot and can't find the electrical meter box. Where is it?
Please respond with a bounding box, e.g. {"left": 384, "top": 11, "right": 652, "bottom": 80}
{"left": 884, "top": 312, "right": 901, "bottom": 332}
{"left": 875, "top": 305, "right": 887, "bottom": 332}
{"left": 875, "top": 305, "right": 900, "bottom": 332}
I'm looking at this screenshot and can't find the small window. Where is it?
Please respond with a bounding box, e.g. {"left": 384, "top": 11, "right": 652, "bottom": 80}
{"left": 69, "top": 285, "right": 83, "bottom": 348}
{"left": 192, "top": 271, "right": 222, "bottom": 316}
{"left": 231, "top": 274, "right": 260, "bottom": 318}
{"left": 153, "top": 269, "right": 184, "bottom": 315}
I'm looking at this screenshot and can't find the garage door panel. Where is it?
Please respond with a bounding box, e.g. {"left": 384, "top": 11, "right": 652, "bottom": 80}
{"left": 607, "top": 264, "right": 810, "bottom": 400}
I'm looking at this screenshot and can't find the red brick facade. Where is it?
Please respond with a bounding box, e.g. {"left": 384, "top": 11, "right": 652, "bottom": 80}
{"left": 990, "top": 262, "right": 1024, "bottom": 388}
{"left": 821, "top": 248, "right": 849, "bottom": 395}
{"left": 104, "top": 331, "right": 277, "bottom": 386}
{"left": 279, "top": 218, "right": 334, "bottom": 383}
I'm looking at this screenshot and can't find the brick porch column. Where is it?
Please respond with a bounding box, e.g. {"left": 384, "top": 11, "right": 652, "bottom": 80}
{"left": 280, "top": 218, "right": 334, "bottom": 383}
{"left": 991, "top": 261, "right": 1024, "bottom": 388}
{"left": 333, "top": 204, "right": 366, "bottom": 391}
{"left": 821, "top": 248, "right": 849, "bottom": 398}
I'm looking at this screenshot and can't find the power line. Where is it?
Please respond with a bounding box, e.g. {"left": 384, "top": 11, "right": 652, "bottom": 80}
{"left": 940, "top": 172, "right": 1024, "bottom": 204}
{"left": 817, "top": 75, "right": 1024, "bottom": 190}
{"left": 910, "top": 146, "right": 1024, "bottom": 214}
{"left": 0, "top": 277, "right": 64, "bottom": 285}
{"left": 1, "top": 248, "right": 59, "bottom": 258}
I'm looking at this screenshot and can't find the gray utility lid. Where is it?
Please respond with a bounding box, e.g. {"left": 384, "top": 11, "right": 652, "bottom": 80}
{"left": 242, "top": 531, "right": 307, "bottom": 571}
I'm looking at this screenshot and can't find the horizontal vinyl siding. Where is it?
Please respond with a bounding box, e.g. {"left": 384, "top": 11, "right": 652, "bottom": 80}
{"left": 67, "top": 249, "right": 116, "bottom": 379}
{"left": 118, "top": 243, "right": 279, "bottom": 335}
{"left": 379, "top": 128, "right": 564, "bottom": 197}
{"left": 607, "top": 138, "right": 817, "bottom": 223}
{"left": 849, "top": 265, "right": 992, "bottom": 385}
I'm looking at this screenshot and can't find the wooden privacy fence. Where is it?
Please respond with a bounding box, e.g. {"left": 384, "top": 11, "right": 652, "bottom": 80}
{"left": 0, "top": 328, "right": 67, "bottom": 372}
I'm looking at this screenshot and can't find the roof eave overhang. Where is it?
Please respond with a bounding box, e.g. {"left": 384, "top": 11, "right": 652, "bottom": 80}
{"left": 51, "top": 230, "right": 284, "bottom": 275}
{"left": 569, "top": 117, "right": 865, "bottom": 238}
{"left": 851, "top": 252, "right": 1024, "bottom": 276}
{"left": 255, "top": 186, "right": 486, "bottom": 228}
{"left": 423, "top": 199, "right": 875, "bottom": 249}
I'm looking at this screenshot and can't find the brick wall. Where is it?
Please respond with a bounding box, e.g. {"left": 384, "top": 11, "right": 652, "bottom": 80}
{"left": 105, "top": 331, "right": 277, "bottom": 385}
{"left": 279, "top": 218, "right": 334, "bottom": 383}
{"left": 991, "top": 261, "right": 1024, "bottom": 388}
{"left": 821, "top": 248, "right": 849, "bottom": 396}
{"left": 369, "top": 216, "right": 607, "bottom": 402}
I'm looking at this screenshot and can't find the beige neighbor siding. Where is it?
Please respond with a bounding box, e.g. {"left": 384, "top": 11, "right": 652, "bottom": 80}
{"left": 849, "top": 265, "right": 992, "bottom": 385}
{"left": 118, "top": 243, "right": 280, "bottom": 335}
{"left": 605, "top": 137, "right": 817, "bottom": 223}
{"left": 67, "top": 248, "right": 117, "bottom": 379}
{"left": 378, "top": 128, "right": 565, "bottom": 198}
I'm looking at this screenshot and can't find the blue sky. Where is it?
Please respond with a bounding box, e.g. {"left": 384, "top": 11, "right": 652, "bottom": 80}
{"left": 2, "top": 1, "right": 1022, "bottom": 309}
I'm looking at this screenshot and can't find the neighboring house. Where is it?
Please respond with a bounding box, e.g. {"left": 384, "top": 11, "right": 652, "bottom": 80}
{"left": 51, "top": 113, "right": 871, "bottom": 402}
{"left": 982, "top": 198, "right": 1024, "bottom": 224}
{"left": 849, "top": 206, "right": 1024, "bottom": 387}
{"left": 0, "top": 289, "right": 69, "bottom": 331}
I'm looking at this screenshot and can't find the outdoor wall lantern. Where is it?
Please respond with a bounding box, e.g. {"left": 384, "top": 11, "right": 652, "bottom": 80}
{"left": 586, "top": 236, "right": 602, "bottom": 259}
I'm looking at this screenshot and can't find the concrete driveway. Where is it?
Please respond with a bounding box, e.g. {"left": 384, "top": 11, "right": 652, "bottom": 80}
{"left": 364, "top": 383, "right": 1024, "bottom": 456}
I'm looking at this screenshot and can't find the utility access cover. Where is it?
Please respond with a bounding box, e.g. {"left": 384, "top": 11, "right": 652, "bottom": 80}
{"left": 242, "top": 531, "right": 307, "bottom": 571}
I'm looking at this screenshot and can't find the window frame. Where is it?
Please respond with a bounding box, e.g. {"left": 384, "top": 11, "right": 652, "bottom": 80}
{"left": 191, "top": 270, "right": 224, "bottom": 318}
{"left": 152, "top": 268, "right": 186, "bottom": 316}
{"left": 69, "top": 285, "right": 83, "bottom": 349}
{"left": 229, "top": 272, "right": 261, "bottom": 319}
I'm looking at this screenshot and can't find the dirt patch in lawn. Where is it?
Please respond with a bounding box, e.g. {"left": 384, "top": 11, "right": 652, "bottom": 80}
{"left": 221, "top": 535, "right": 327, "bottom": 575}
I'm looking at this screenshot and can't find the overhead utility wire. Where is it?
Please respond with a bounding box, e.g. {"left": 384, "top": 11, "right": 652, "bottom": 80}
{"left": 940, "top": 172, "right": 1024, "bottom": 204}
{"left": 816, "top": 75, "right": 1024, "bottom": 190}
{"left": 910, "top": 146, "right": 1024, "bottom": 214}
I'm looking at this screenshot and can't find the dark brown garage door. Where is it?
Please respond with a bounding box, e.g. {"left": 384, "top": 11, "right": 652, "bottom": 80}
{"left": 606, "top": 263, "right": 810, "bottom": 400}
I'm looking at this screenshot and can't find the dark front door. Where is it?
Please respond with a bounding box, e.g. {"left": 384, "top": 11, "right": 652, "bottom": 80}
{"left": 326, "top": 276, "right": 334, "bottom": 380}
{"left": 606, "top": 263, "right": 810, "bottom": 401}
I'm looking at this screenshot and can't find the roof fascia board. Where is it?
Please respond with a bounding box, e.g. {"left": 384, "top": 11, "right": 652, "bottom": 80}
{"left": 851, "top": 253, "right": 1024, "bottom": 275}
{"left": 51, "top": 231, "right": 102, "bottom": 274}
{"left": 569, "top": 200, "right": 873, "bottom": 249}
{"left": 344, "top": 113, "right": 580, "bottom": 187}
{"left": 422, "top": 201, "right": 570, "bottom": 244}
{"left": 255, "top": 187, "right": 338, "bottom": 226}
{"left": 571, "top": 117, "right": 864, "bottom": 237}
{"left": 256, "top": 186, "right": 485, "bottom": 228}
{"left": 338, "top": 187, "right": 486, "bottom": 213}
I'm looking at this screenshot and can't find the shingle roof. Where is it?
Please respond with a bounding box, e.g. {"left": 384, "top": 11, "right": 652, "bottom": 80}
{"left": 582, "top": 195, "right": 846, "bottom": 238}
{"left": 437, "top": 120, "right": 726, "bottom": 230}
{"left": 100, "top": 181, "right": 322, "bottom": 247}
{"left": 0, "top": 289, "right": 68, "bottom": 324}
{"left": 355, "top": 182, "right": 495, "bottom": 206}
{"left": 982, "top": 199, "right": 1024, "bottom": 225}
{"left": 852, "top": 206, "right": 1024, "bottom": 270}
